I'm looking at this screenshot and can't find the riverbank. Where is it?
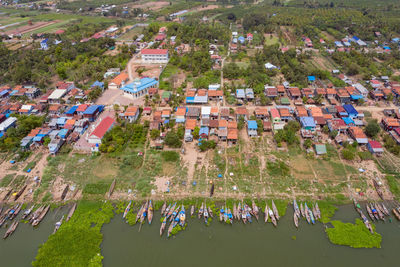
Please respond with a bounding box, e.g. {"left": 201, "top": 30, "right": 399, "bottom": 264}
{"left": 13, "top": 197, "right": 395, "bottom": 266}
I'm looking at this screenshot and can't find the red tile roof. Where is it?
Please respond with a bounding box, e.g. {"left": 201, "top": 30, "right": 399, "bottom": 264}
{"left": 141, "top": 49, "right": 168, "bottom": 55}
{"left": 90, "top": 117, "right": 115, "bottom": 139}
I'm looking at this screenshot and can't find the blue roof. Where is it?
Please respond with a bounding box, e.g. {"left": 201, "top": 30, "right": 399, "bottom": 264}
{"left": 199, "top": 127, "right": 209, "bottom": 135}
{"left": 0, "top": 90, "right": 9, "bottom": 97}
{"left": 91, "top": 81, "right": 104, "bottom": 88}
{"left": 247, "top": 120, "right": 258, "bottom": 130}
{"left": 383, "top": 46, "right": 391, "bottom": 50}
{"left": 307, "top": 76, "right": 316, "bottom": 81}
{"left": 83, "top": 105, "right": 103, "bottom": 115}
{"left": 41, "top": 38, "right": 48, "bottom": 44}
{"left": 65, "top": 105, "right": 78, "bottom": 115}
{"left": 120, "top": 78, "right": 158, "bottom": 94}
{"left": 33, "top": 135, "right": 44, "bottom": 142}
{"left": 58, "top": 129, "right": 69, "bottom": 137}
{"left": 300, "top": 117, "right": 316, "bottom": 128}
{"left": 350, "top": 95, "right": 363, "bottom": 100}
{"left": 236, "top": 89, "right": 245, "bottom": 98}
{"left": 9, "top": 90, "right": 18, "bottom": 96}
{"left": 57, "top": 117, "right": 67, "bottom": 125}
{"left": 176, "top": 118, "right": 185, "bottom": 123}
{"left": 352, "top": 36, "right": 360, "bottom": 41}
{"left": 186, "top": 97, "right": 195, "bottom": 103}
{"left": 343, "top": 104, "right": 358, "bottom": 115}
{"left": 342, "top": 117, "right": 354, "bottom": 125}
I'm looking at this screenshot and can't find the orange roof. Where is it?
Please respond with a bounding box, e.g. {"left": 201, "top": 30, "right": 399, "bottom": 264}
{"left": 49, "top": 104, "right": 61, "bottom": 112}
{"left": 276, "top": 85, "right": 285, "bottom": 93}
{"left": 349, "top": 127, "right": 367, "bottom": 138}
{"left": 337, "top": 88, "right": 350, "bottom": 97}
{"left": 162, "top": 109, "right": 171, "bottom": 116}
{"left": 197, "top": 89, "right": 207, "bottom": 96}
{"left": 235, "top": 107, "right": 248, "bottom": 115}
{"left": 228, "top": 121, "right": 237, "bottom": 129}
{"left": 289, "top": 87, "right": 301, "bottom": 96}
{"left": 28, "top": 128, "right": 41, "bottom": 137}
{"left": 175, "top": 107, "right": 186, "bottom": 116}
{"left": 345, "top": 86, "right": 356, "bottom": 94}
{"left": 315, "top": 88, "right": 326, "bottom": 95}
{"left": 210, "top": 107, "right": 218, "bottom": 114}
{"left": 208, "top": 90, "right": 223, "bottom": 97}
{"left": 65, "top": 119, "right": 76, "bottom": 125}
{"left": 326, "top": 88, "right": 336, "bottom": 95}
{"left": 278, "top": 108, "right": 291, "bottom": 117}
{"left": 125, "top": 106, "right": 138, "bottom": 116}
{"left": 323, "top": 114, "right": 333, "bottom": 120}
{"left": 227, "top": 129, "right": 238, "bottom": 140}
{"left": 309, "top": 107, "right": 323, "bottom": 117}
{"left": 296, "top": 106, "right": 308, "bottom": 117}
{"left": 185, "top": 119, "right": 197, "bottom": 130}
{"left": 255, "top": 107, "right": 268, "bottom": 116}
{"left": 186, "top": 90, "right": 196, "bottom": 97}
{"left": 219, "top": 119, "right": 228, "bottom": 128}
{"left": 110, "top": 72, "right": 128, "bottom": 86}
{"left": 383, "top": 118, "right": 400, "bottom": 127}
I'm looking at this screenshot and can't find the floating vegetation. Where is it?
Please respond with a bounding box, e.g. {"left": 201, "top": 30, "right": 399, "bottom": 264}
{"left": 325, "top": 219, "right": 382, "bottom": 248}
{"left": 32, "top": 201, "right": 114, "bottom": 267}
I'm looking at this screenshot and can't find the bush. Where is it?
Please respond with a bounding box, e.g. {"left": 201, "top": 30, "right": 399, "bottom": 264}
{"left": 164, "top": 130, "right": 182, "bottom": 148}
{"left": 199, "top": 140, "right": 217, "bottom": 152}
{"left": 365, "top": 120, "right": 380, "bottom": 138}
{"left": 342, "top": 149, "right": 355, "bottom": 160}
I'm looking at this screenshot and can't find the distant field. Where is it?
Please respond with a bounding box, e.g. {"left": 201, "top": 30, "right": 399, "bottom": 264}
{"left": 22, "top": 20, "right": 74, "bottom": 37}
{"left": 264, "top": 34, "right": 279, "bottom": 46}
{"left": 117, "top": 26, "right": 144, "bottom": 41}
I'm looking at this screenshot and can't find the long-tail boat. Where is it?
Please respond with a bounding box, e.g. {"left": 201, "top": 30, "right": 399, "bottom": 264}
{"left": 66, "top": 203, "right": 77, "bottom": 222}
{"left": 264, "top": 204, "right": 269, "bottom": 223}
{"left": 373, "top": 179, "right": 384, "bottom": 200}
{"left": 198, "top": 203, "right": 204, "bottom": 219}
{"left": 179, "top": 205, "right": 186, "bottom": 227}
{"left": 269, "top": 209, "right": 277, "bottom": 227}
{"left": 293, "top": 200, "right": 300, "bottom": 218}
{"left": 252, "top": 200, "right": 259, "bottom": 221}
{"left": 190, "top": 205, "right": 195, "bottom": 217}
{"left": 135, "top": 204, "right": 144, "bottom": 223}
{"left": 148, "top": 200, "right": 153, "bottom": 224}
{"left": 294, "top": 212, "right": 299, "bottom": 228}
{"left": 366, "top": 204, "right": 374, "bottom": 221}
{"left": 272, "top": 200, "right": 279, "bottom": 220}
{"left": 14, "top": 185, "right": 27, "bottom": 201}
{"left": 123, "top": 201, "right": 132, "bottom": 219}
{"left": 160, "top": 217, "right": 167, "bottom": 236}
{"left": 219, "top": 206, "right": 224, "bottom": 222}
{"left": 22, "top": 205, "right": 35, "bottom": 220}
{"left": 315, "top": 203, "right": 321, "bottom": 220}
{"left": 300, "top": 203, "right": 305, "bottom": 218}
{"left": 32, "top": 205, "right": 50, "bottom": 226}
{"left": 381, "top": 203, "right": 389, "bottom": 216}
{"left": 53, "top": 215, "right": 64, "bottom": 234}
{"left": 203, "top": 204, "right": 209, "bottom": 224}
{"left": 392, "top": 208, "right": 400, "bottom": 220}
{"left": 161, "top": 202, "right": 166, "bottom": 216}
{"left": 108, "top": 179, "right": 116, "bottom": 198}
{"left": 3, "top": 221, "right": 19, "bottom": 239}
{"left": 208, "top": 206, "right": 213, "bottom": 218}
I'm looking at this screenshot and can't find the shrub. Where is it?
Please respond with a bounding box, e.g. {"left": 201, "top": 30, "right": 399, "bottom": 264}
{"left": 161, "top": 151, "right": 180, "bottom": 162}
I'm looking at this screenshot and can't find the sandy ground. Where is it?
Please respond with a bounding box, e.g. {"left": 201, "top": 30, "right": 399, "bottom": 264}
{"left": 128, "top": 1, "right": 169, "bottom": 10}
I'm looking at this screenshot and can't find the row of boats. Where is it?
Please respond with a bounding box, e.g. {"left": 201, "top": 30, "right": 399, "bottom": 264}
{"left": 0, "top": 203, "right": 77, "bottom": 239}
{"left": 292, "top": 200, "right": 321, "bottom": 228}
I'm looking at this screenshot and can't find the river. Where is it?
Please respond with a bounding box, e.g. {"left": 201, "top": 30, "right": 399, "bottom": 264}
{"left": 0, "top": 204, "right": 399, "bottom": 267}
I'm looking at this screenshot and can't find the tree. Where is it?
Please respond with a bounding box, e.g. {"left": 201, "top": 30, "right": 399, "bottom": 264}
{"left": 237, "top": 117, "right": 245, "bottom": 130}
{"left": 150, "top": 129, "right": 160, "bottom": 140}
{"left": 193, "top": 127, "right": 200, "bottom": 139}
{"left": 329, "top": 130, "right": 338, "bottom": 139}
{"left": 365, "top": 120, "right": 380, "bottom": 138}
{"left": 342, "top": 149, "right": 355, "bottom": 160}
{"left": 322, "top": 125, "right": 329, "bottom": 134}
{"left": 304, "top": 139, "right": 312, "bottom": 149}
{"left": 164, "top": 131, "right": 182, "bottom": 148}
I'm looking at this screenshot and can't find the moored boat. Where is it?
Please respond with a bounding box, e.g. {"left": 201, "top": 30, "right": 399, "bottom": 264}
{"left": 252, "top": 200, "right": 259, "bottom": 221}
{"left": 22, "top": 205, "right": 35, "bottom": 220}
{"left": 161, "top": 202, "right": 166, "bottom": 216}
{"left": 219, "top": 206, "right": 224, "bottom": 222}
{"left": 271, "top": 200, "right": 279, "bottom": 220}
{"left": 190, "top": 205, "right": 195, "bottom": 217}
{"left": 3, "top": 221, "right": 18, "bottom": 239}
{"left": 66, "top": 203, "right": 77, "bottom": 222}
{"left": 32, "top": 205, "right": 50, "bottom": 226}
{"left": 392, "top": 208, "right": 400, "bottom": 220}
{"left": 53, "top": 215, "right": 64, "bottom": 234}
{"left": 264, "top": 204, "right": 269, "bottom": 223}
{"left": 300, "top": 203, "right": 305, "bottom": 218}
{"left": 123, "top": 201, "right": 132, "bottom": 219}
{"left": 294, "top": 212, "right": 299, "bottom": 228}
{"left": 198, "top": 203, "right": 204, "bottom": 219}
{"left": 366, "top": 204, "right": 374, "bottom": 221}
{"left": 160, "top": 216, "right": 167, "bottom": 236}
{"left": 269, "top": 209, "right": 277, "bottom": 227}
{"left": 304, "top": 203, "right": 311, "bottom": 224}
{"left": 148, "top": 200, "right": 153, "bottom": 224}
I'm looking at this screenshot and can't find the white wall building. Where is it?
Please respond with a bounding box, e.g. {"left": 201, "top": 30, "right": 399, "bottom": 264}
{"left": 141, "top": 49, "right": 169, "bottom": 63}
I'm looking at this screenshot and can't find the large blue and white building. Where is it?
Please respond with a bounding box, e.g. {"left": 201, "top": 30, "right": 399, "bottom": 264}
{"left": 120, "top": 78, "right": 159, "bottom": 98}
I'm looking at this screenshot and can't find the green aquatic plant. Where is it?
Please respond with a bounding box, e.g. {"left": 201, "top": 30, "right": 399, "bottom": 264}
{"left": 32, "top": 201, "right": 114, "bottom": 267}
{"left": 317, "top": 201, "right": 338, "bottom": 223}
{"left": 325, "top": 219, "right": 382, "bottom": 248}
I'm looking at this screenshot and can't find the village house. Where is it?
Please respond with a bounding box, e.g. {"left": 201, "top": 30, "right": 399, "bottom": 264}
{"left": 120, "top": 106, "right": 139, "bottom": 122}
{"left": 235, "top": 107, "right": 248, "bottom": 121}
{"left": 348, "top": 127, "right": 368, "bottom": 144}
{"left": 255, "top": 107, "right": 269, "bottom": 120}
{"left": 287, "top": 87, "right": 301, "bottom": 99}
{"left": 120, "top": 77, "right": 159, "bottom": 98}
{"left": 381, "top": 118, "right": 400, "bottom": 131}
{"left": 186, "top": 107, "right": 200, "bottom": 120}
{"left": 336, "top": 88, "right": 351, "bottom": 104}
{"left": 175, "top": 107, "right": 186, "bottom": 124}
{"left": 227, "top": 128, "right": 238, "bottom": 144}
{"left": 265, "top": 86, "right": 278, "bottom": 99}
{"left": 278, "top": 108, "right": 293, "bottom": 122}
{"left": 367, "top": 140, "right": 384, "bottom": 155}
{"left": 108, "top": 72, "right": 129, "bottom": 90}
{"left": 328, "top": 118, "right": 348, "bottom": 133}
{"left": 220, "top": 108, "right": 230, "bottom": 120}
{"left": 88, "top": 117, "right": 115, "bottom": 145}
{"left": 141, "top": 49, "right": 169, "bottom": 63}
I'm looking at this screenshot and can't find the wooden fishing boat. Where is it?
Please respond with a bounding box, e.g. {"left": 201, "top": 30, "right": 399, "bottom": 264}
{"left": 300, "top": 203, "right": 305, "bottom": 218}
{"left": 61, "top": 185, "right": 69, "bottom": 201}
{"left": 3, "top": 189, "right": 12, "bottom": 201}
{"left": 237, "top": 202, "right": 242, "bottom": 221}
{"left": 353, "top": 199, "right": 362, "bottom": 215}
{"left": 167, "top": 203, "right": 176, "bottom": 219}
{"left": 10, "top": 204, "right": 22, "bottom": 220}
{"left": 366, "top": 204, "right": 374, "bottom": 221}
{"left": 293, "top": 212, "right": 299, "bottom": 228}
{"left": 305, "top": 204, "right": 311, "bottom": 224}
{"left": 161, "top": 202, "right": 166, "bottom": 216}
{"left": 370, "top": 203, "right": 380, "bottom": 221}
{"left": 148, "top": 200, "right": 153, "bottom": 224}
{"left": 190, "top": 205, "right": 195, "bottom": 217}
{"left": 123, "top": 201, "right": 132, "bottom": 219}
{"left": 198, "top": 203, "right": 204, "bottom": 219}
{"left": 170, "top": 205, "right": 179, "bottom": 223}
{"left": 108, "top": 179, "right": 116, "bottom": 198}
{"left": 269, "top": 209, "right": 277, "bottom": 227}
{"left": 252, "top": 200, "right": 259, "bottom": 221}
{"left": 29, "top": 206, "right": 44, "bottom": 223}
{"left": 136, "top": 205, "right": 144, "bottom": 223}
{"left": 32, "top": 205, "right": 50, "bottom": 226}
{"left": 179, "top": 205, "right": 186, "bottom": 227}
{"left": 374, "top": 203, "right": 385, "bottom": 221}
{"left": 22, "top": 205, "right": 35, "bottom": 220}
{"left": 3, "top": 221, "right": 19, "bottom": 239}
{"left": 271, "top": 200, "right": 279, "bottom": 220}
{"left": 167, "top": 221, "right": 177, "bottom": 238}
{"left": 264, "top": 204, "right": 269, "bottom": 223}
{"left": 293, "top": 200, "right": 300, "bottom": 218}
{"left": 219, "top": 206, "right": 224, "bottom": 222}
{"left": 164, "top": 203, "right": 171, "bottom": 217}
{"left": 14, "top": 185, "right": 27, "bottom": 201}
{"left": 203, "top": 204, "right": 209, "bottom": 224}
{"left": 309, "top": 206, "right": 315, "bottom": 224}
{"left": 245, "top": 204, "right": 252, "bottom": 223}
{"left": 224, "top": 206, "right": 228, "bottom": 223}
{"left": 208, "top": 206, "right": 213, "bottom": 218}
{"left": 381, "top": 203, "right": 389, "bottom": 216}
{"left": 360, "top": 212, "right": 373, "bottom": 233}
{"left": 392, "top": 208, "right": 400, "bottom": 221}
{"left": 140, "top": 201, "right": 148, "bottom": 224}
{"left": 315, "top": 203, "right": 321, "bottom": 220}
{"left": 160, "top": 217, "right": 167, "bottom": 236}
{"left": 53, "top": 215, "right": 64, "bottom": 234}
{"left": 66, "top": 203, "right": 77, "bottom": 222}
{"left": 373, "top": 179, "right": 384, "bottom": 200}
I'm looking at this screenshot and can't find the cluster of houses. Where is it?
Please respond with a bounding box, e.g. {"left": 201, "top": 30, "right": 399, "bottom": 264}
{"left": 230, "top": 31, "right": 253, "bottom": 53}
